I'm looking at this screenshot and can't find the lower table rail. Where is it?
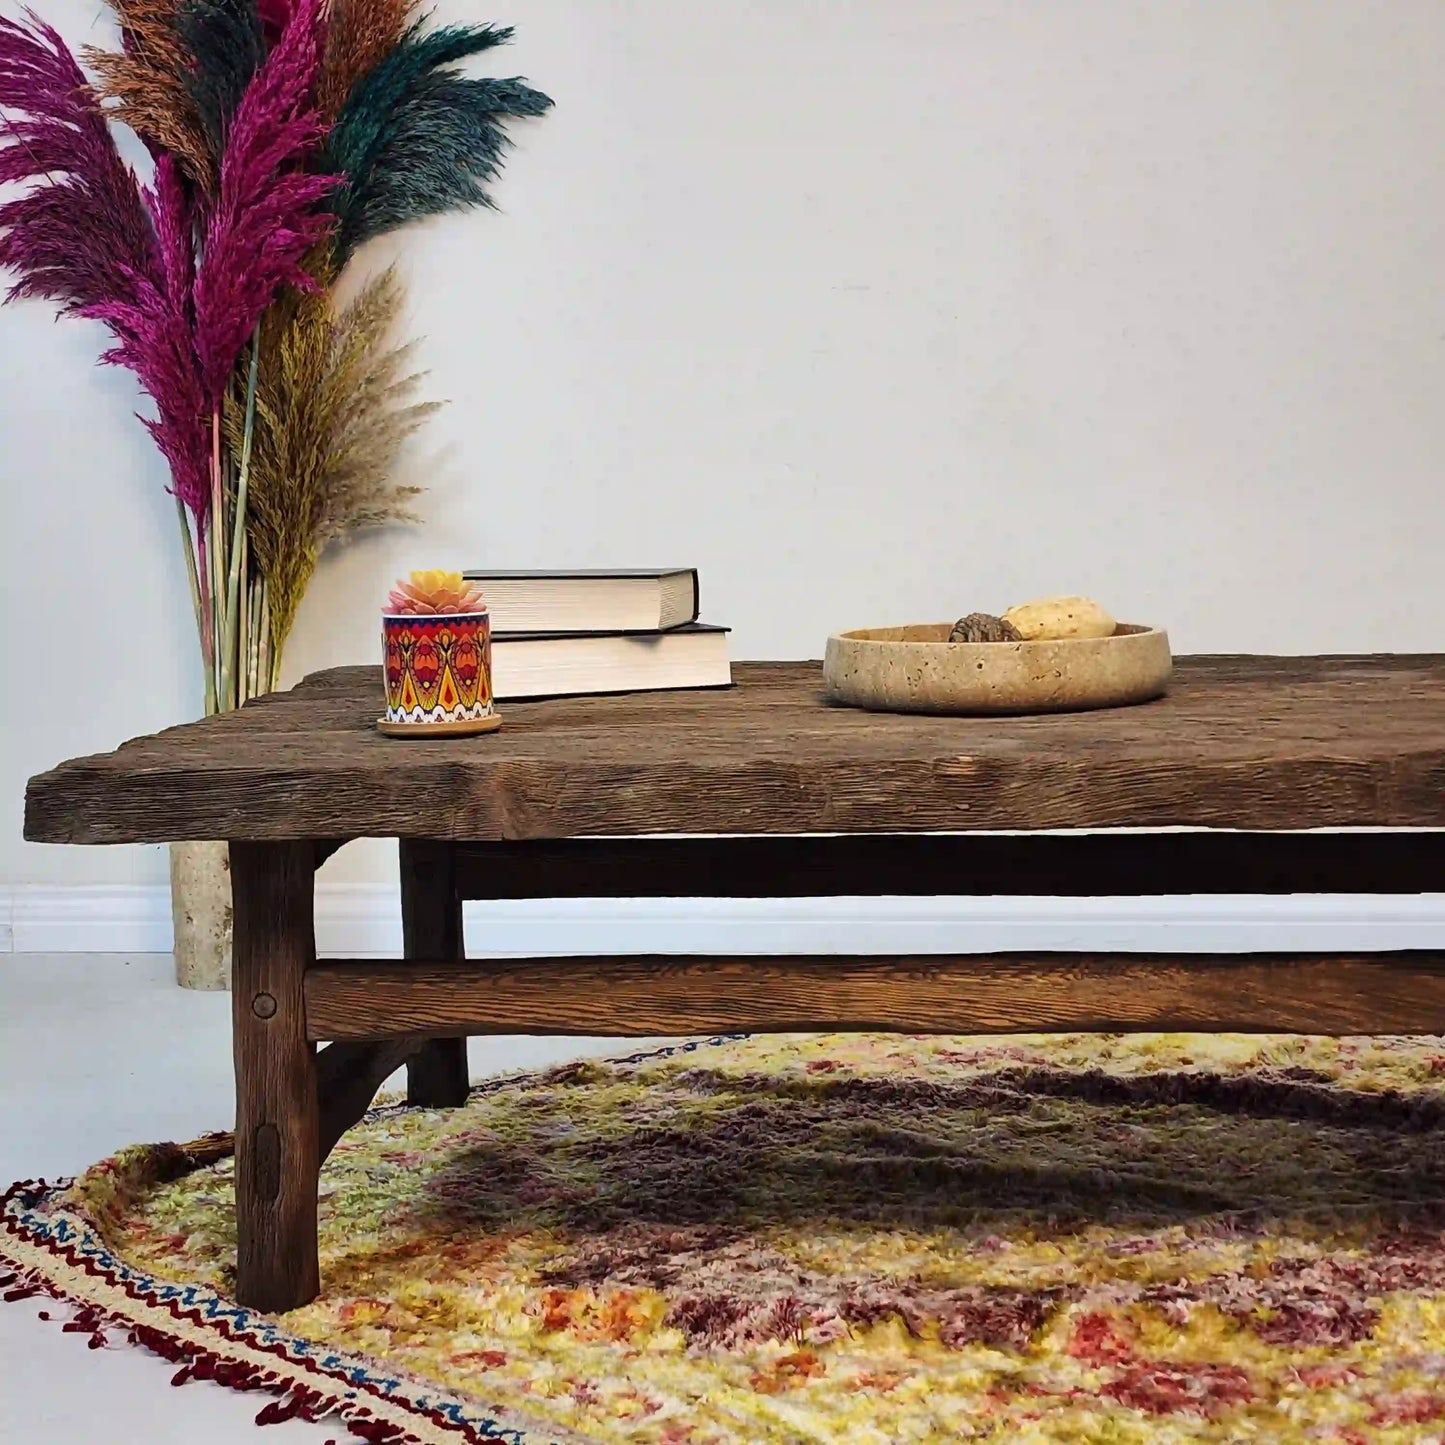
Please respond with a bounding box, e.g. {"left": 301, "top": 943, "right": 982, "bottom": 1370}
{"left": 303, "top": 950, "right": 1445, "bottom": 1042}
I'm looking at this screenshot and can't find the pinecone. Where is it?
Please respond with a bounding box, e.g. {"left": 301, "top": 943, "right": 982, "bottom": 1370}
{"left": 948, "top": 612, "right": 1022, "bottom": 644}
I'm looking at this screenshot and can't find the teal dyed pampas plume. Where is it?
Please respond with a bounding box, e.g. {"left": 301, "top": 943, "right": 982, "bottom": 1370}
{"left": 176, "top": 0, "right": 267, "bottom": 149}
{"left": 325, "top": 21, "right": 552, "bottom": 263}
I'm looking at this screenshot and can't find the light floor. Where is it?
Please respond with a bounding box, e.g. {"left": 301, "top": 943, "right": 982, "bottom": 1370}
{"left": 0, "top": 953, "right": 656, "bottom": 1443}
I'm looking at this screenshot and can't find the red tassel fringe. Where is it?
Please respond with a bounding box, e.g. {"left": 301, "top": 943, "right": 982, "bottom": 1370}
{"left": 0, "top": 1255, "right": 447, "bottom": 1443}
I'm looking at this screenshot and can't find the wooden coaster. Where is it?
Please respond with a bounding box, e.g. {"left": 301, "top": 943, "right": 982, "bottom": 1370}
{"left": 376, "top": 713, "right": 502, "bottom": 738}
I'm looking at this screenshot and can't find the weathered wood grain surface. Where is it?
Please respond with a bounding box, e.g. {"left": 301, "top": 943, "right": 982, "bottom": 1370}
{"left": 231, "top": 842, "right": 319, "bottom": 1312}
{"left": 24, "top": 658, "right": 1445, "bottom": 842}
{"left": 315, "top": 1038, "right": 424, "bottom": 1163}
{"left": 304, "top": 951, "right": 1445, "bottom": 1041}
{"left": 400, "top": 838, "right": 470, "bottom": 1107}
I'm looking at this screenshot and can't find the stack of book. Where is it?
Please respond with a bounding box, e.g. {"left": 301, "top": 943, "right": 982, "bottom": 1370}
{"left": 464, "top": 568, "right": 732, "bottom": 700}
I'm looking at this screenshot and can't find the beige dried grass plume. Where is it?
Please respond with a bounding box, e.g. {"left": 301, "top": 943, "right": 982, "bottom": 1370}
{"left": 230, "top": 261, "right": 431, "bottom": 667}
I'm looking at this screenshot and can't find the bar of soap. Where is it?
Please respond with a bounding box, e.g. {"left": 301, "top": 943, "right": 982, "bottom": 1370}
{"left": 1002, "top": 595, "right": 1116, "bottom": 641}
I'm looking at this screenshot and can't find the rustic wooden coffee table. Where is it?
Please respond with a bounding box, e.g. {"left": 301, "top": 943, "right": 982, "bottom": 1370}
{"left": 23, "top": 657, "right": 1445, "bottom": 1311}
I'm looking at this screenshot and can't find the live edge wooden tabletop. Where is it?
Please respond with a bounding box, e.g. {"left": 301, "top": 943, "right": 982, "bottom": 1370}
{"left": 22, "top": 656, "right": 1445, "bottom": 844}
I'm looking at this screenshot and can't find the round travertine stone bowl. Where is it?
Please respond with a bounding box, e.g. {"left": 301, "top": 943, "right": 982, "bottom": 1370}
{"left": 823, "top": 623, "right": 1171, "bottom": 715}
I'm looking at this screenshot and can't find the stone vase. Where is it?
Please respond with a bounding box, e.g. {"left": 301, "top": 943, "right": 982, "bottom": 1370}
{"left": 170, "top": 840, "right": 233, "bottom": 990}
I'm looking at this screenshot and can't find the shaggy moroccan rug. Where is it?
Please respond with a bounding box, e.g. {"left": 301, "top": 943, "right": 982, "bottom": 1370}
{"left": 7, "top": 1031, "right": 1445, "bottom": 1443}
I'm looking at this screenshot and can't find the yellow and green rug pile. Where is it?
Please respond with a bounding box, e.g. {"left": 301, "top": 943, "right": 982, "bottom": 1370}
{"left": 7, "top": 1030, "right": 1445, "bottom": 1442}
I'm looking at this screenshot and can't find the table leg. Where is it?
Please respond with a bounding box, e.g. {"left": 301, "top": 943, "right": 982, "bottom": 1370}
{"left": 231, "top": 841, "right": 320, "bottom": 1312}
{"left": 400, "top": 838, "right": 470, "bottom": 1107}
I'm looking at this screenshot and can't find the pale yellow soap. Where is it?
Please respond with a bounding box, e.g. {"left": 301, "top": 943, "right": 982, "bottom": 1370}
{"left": 1002, "top": 595, "right": 1116, "bottom": 641}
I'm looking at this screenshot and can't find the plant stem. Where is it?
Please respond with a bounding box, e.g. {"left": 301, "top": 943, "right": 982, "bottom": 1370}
{"left": 196, "top": 517, "right": 217, "bottom": 718}
{"left": 182, "top": 498, "right": 217, "bottom": 717}
{"left": 209, "top": 414, "right": 225, "bottom": 711}
{"left": 175, "top": 497, "right": 205, "bottom": 653}
{"left": 219, "top": 334, "right": 261, "bottom": 711}
{"left": 238, "top": 536, "right": 251, "bottom": 706}
{"left": 247, "top": 568, "right": 263, "bottom": 700}
{"left": 259, "top": 579, "right": 276, "bottom": 692}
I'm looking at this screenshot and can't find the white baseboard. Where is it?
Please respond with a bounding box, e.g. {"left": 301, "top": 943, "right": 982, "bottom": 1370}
{"left": 3, "top": 883, "right": 1444, "bottom": 957}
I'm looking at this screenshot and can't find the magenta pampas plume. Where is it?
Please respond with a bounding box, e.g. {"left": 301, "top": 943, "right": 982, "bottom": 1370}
{"left": 79, "top": 159, "right": 213, "bottom": 517}
{"left": 0, "top": 12, "right": 210, "bottom": 518}
{"left": 256, "top": 0, "right": 295, "bottom": 40}
{"left": 191, "top": 0, "right": 337, "bottom": 404}
{"left": 0, "top": 12, "right": 154, "bottom": 312}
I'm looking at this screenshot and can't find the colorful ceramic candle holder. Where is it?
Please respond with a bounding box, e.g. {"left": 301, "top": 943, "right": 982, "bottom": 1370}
{"left": 378, "top": 609, "right": 501, "bottom": 737}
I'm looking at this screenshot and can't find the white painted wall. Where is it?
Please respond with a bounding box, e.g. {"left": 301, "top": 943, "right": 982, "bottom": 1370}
{"left": 4, "top": 0, "right": 1444, "bottom": 894}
